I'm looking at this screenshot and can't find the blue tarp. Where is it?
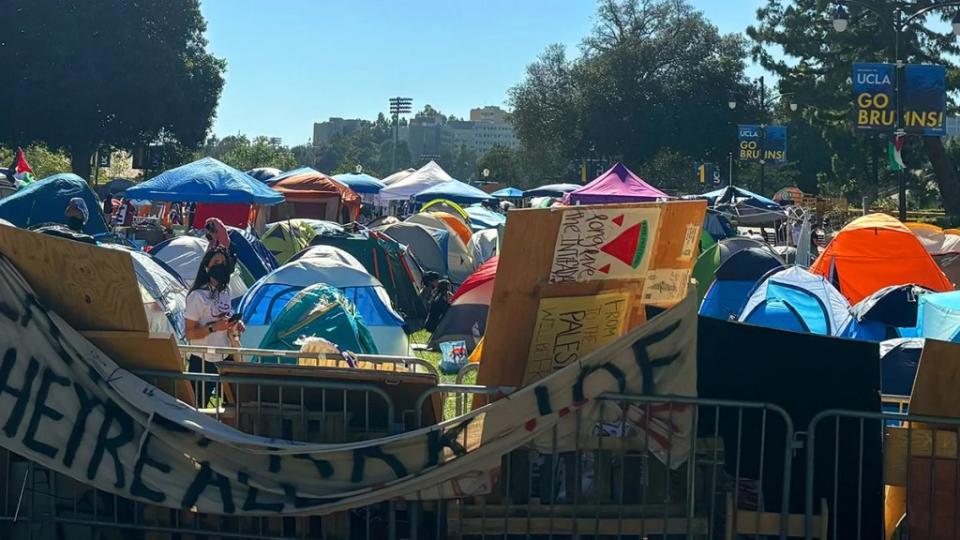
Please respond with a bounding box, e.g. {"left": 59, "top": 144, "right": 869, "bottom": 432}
{"left": 0, "top": 173, "right": 108, "bottom": 234}
{"left": 412, "top": 180, "right": 494, "bottom": 204}
{"left": 491, "top": 187, "right": 524, "bottom": 198}
{"left": 125, "top": 157, "right": 284, "bottom": 205}
{"left": 465, "top": 205, "right": 506, "bottom": 232}
{"left": 332, "top": 173, "right": 385, "bottom": 194}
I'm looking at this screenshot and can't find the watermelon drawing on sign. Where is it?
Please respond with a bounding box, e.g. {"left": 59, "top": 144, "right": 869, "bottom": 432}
{"left": 599, "top": 220, "right": 649, "bottom": 269}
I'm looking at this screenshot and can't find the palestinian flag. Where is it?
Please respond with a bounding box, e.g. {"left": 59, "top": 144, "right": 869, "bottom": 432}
{"left": 888, "top": 134, "right": 906, "bottom": 172}
{"left": 9, "top": 147, "right": 34, "bottom": 185}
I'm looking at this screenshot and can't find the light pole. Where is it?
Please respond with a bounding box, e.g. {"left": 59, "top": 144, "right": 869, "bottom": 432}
{"left": 728, "top": 79, "right": 798, "bottom": 195}
{"left": 831, "top": 0, "right": 960, "bottom": 220}
{"left": 388, "top": 97, "right": 412, "bottom": 172}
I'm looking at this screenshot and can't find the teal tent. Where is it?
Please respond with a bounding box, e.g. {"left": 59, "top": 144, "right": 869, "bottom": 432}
{"left": 258, "top": 284, "right": 378, "bottom": 363}
{"left": 0, "top": 173, "right": 108, "bottom": 234}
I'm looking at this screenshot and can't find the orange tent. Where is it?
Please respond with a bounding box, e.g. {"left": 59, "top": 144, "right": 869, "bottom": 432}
{"left": 810, "top": 213, "right": 954, "bottom": 304}
{"left": 431, "top": 211, "right": 473, "bottom": 246}
{"left": 267, "top": 168, "right": 361, "bottom": 223}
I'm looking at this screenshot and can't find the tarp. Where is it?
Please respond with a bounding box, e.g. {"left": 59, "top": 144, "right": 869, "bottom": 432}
{"left": 0, "top": 254, "right": 696, "bottom": 515}
{"left": 428, "top": 256, "right": 498, "bottom": 352}
{"left": 0, "top": 173, "right": 108, "bottom": 234}
{"left": 491, "top": 187, "right": 524, "bottom": 198}
{"left": 524, "top": 183, "right": 580, "bottom": 197}
{"left": 125, "top": 157, "right": 284, "bottom": 205}
{"left": 810, "top": 213, "right": 954, "bottom": 304}
{"left": 378, "top": 161, "right": 453, "bottom": 201}
{"left": 738, "top": 266, "right": 853, "bottom": 336}
{"left": 267, "top": 168, "right": 361, "bottom": 223}
{"left": 917, "top": 290, "right": 960, "bottom": 342}
{"left": 684, "top": 185, "right": 785, "bottom": 226}
{"left": 332, "top": 172, "right": 385, "bottom": 194}
{"left": 149, "top": 236, "right": 248, "bottom": 304}
{"left": 412, "top": 180, "right": 494, "bottom": 204}
{"left": 564, "top": 162, "right": 668, "bottom": 205}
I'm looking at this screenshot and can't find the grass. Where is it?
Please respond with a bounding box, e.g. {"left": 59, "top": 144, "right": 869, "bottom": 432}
{"left": 409, "top": 329, "right": 477, "bottom": 420}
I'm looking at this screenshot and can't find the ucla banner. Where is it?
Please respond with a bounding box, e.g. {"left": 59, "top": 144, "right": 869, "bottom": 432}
{"left": 853, "top": 63, "right": 896, "bottom": 133}
{"left": 903, "top": 64, "right": 946, "bottom": 136}
{"left": 737, "top": 124, "right": 788, "bottom": 163}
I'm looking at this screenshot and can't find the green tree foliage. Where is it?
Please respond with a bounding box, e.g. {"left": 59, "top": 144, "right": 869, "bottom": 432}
{"left": 477, "top": 145, "right": 519, "bottom": 183}
{"left": 0, "top": 0, "right": 225, "bottom": 183}
{"left": 510, "top": 0, "right": 754, "bottom": 187}
{"left": 749, "top": 0, "right": 960, "bottom": 215}
{"left": 0, "top": 145, "right": 72, "bottom": 180}
{"left": 201, "top": 136, "right": 297, "bottom": 171}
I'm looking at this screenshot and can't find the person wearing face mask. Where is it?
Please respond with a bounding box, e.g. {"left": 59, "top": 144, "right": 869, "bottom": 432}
{"left": 202, "top": 217, "right": 238, "bottom": 273}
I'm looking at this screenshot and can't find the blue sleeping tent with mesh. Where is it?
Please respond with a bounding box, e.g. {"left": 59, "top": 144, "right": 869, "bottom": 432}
{"left": 917, "top": 291, "right": 960, "bottom": 342}
{"left": 227, "top": 227, "right": 278, "bottom": 282}
{"left": 738, "top": 266, "right": 854, "bottom": 336}
{"left": 700, "top": 247, "right": 784, "bottom": 320}
{"left": 848, "top": 284, "right": 931, "bottom": 342}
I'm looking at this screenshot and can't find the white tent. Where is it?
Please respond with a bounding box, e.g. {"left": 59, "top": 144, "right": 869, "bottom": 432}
{"left": 378, "top": 161, "right": 454, "bottom": 201}
{"left": 381, "top": 168, "right": 416, "bottom": 186}
{"left": 151, "top": 236, "right": 249, "bottom": 303}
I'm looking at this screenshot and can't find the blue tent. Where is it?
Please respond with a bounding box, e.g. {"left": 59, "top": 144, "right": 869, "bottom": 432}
{"left": 700, "top": 247, "right": 784, "bottom": 320}
{"left": 738, "top": 266, "right": 853, "bottom": 336}
{"left": 880, "top": 338, "right": 925, "bottom": 396}
{"left": 332, "top": 173, "right": 385, "bottom": 194}
{"left": 491, "top": 187, "right": 524, "bottom": 198}
{"left": 848, "top": 284, "right": 931, "bottom": 342}
{"left": 525, "top": 183, "right": 581, "bottom": 197}
{"left": 125, "top": 157, "right": 284, "bottom": 205}
{"left": 704, "top": 212, "right": 736, "bottom": 241}
{"left": 227, "top": 227, "right": 279, "bottom": 282}
{"left": 684, "top": 185, "right": 785, "bottom": 226}
{"left": 917, "top": 290, "right": 960, "bottom": 342}
{"left": 412, "top": 180, "right": 494, "bottom": 204}
{"left": 0, "top": 173, "right": 108, "bottom": 234}
{"left": 465, "top": 204, "right": 506, "bottom": 232}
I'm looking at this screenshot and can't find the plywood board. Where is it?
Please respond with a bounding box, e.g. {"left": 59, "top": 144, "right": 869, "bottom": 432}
{"left": 0, "top": 225, "right": 148, "bottom": 332}
{"left": 81, "top": 331, "right": 194, "bottom": 403}
{"left": 884, "top": 426, "right": 959, "bottom": 486}
{"left": 909, "top": 340, "right": 960, "bottom": 418}
{"left": 477, "top": 201, "right": 706, "bottom": 391}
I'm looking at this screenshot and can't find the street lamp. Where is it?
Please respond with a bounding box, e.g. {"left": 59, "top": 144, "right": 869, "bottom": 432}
{"left": 728, "top": 100, "right": 737, "bottom": 110}
{"left": 828, "top": 0, "right": 960, "bottom": 220}
{"left": 355, "top": 164, "right": 363, "bottom": 174}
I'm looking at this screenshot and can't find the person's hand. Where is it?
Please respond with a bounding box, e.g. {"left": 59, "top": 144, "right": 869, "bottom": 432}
{"left": 229, "top": 320, "right": 245, "bottom": 334}
{"left": 209, "top": 319, "right": 231, "bottom": 332}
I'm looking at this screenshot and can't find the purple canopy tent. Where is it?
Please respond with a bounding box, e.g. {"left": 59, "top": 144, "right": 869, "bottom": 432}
{"left": 563, "top": 162, "right": 669, "bottom": 204}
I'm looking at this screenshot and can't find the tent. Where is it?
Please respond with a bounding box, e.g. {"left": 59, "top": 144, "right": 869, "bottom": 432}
{"left": 699, "top": 247, "right": 784, "bottom": 321}
{"left": 905, "top": 222, "right": 960, "bottom": 286}
{"left": 257, "top": 284, "right": 379, "bottom": 361}
{"left": 880, "top": 338, "right": 925, "bottom": 396}
{"left": 305, "top": 228, "right": 427, "bottom": 330}
{"left": 563, "top": 162, "right": 668, "bottom": 204}
{"left": 267, "top": 167, "right": 361, "bottom": 223}
{"left": 524, "top": 183, "right": 580, "bottom": 197}
{"left": 377, "top": 222, "right": 447, "bottom": 277}
{"left": 381, "top": 168, "right": 416, "bottom": 186}
{"left": 149, "top": 236, "right": 249, "bottom": 305}
{"left": 704, "top": 212, "right": 737, "bottom": 242}
{"left": 684, "top": 185, "right": 785, "bottom": 226}
{"left": 916, "top": 290, "right": 960, "bottom": 342}
{"left": 492, "top": 187, "right": 524, "bottom": 198}
{"left": 0, "top": 173, "right": 108, "bottom": 234}
{"left": 407, "top": 211, "right": 472, "bottom": 246}
{"left": 332, "top": 172, "right": 385, "bottom": 194}
{"left": 124, "top": 157, "right": 283, "bottom": 228}
{"left": 104, "top": 245, "right": 188, "bottom": 341}
{"left": 738, "top": 266, "right": 853, "bottom": 336}
{"left": 378, "top": 160, "right": 453, "bottom": 201}
{"left": 692, "top": 237, "right": 777, "bottom": 302}
{"left": 467, "top": 228, "right": 499, "bottom": 265}
{"left": 420, "top": 199, "right": 469, "bottom": 223}
{"left": 464, "top": 204, "right": 506, "bottom": 232}
{"left": 810, "top": 213, "right": 954, "bottom": 304}
{"left": 95, "top": 177, "right": 136, "bottom": 198}
{"left": 412, "top": 180, "right": 495, "bottom": 204}
{"left": 227, "top": 227, "right": 278, "bottom": 283}
{"left": 261, "top": 219, "right": 319, "bottom": 264}
{"left": 404, "top": 214, "right": 474, "bottom": 282}
{"left": 239, "top": 245, "right": 410, "bottom": 354}
{"left": 847, "top": 284, "right": 932, "bottom": 341}
{"left": 428, "top": 256, "right": 497, "bottom": 352}
{"left": 246, "top": 167, "right": 282, "bottom": 182}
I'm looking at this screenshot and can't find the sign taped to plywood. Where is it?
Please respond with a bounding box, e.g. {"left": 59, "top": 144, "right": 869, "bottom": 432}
{"left": 549, "top": 207, "right": 661, "bottom": 283}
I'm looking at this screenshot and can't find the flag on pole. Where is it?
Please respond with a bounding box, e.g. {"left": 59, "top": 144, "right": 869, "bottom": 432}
{"left": 888, "top": 134, "right": 906, "bottom": 172}
{"left": 9, "top": 147, "right": 34, "bottom": 185}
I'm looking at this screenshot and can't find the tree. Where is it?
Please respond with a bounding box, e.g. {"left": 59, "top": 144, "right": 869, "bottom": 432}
{"left": 749, "top": 0, "right": 960, "bottom": 216}
{"left": 477, "top": 145, "right": 519, "bottom": 183}
{"left": 509, "top": 0, "right": 753, "bottom": 184}
{"left": 208, "top": 136, "right": 297, "bottom": 171}
{"left": 0, "top": 0, "right": 225, "bottom": 182}
{"left": 0, "top": 144, "right": 71, "bottom": 180}
{"left": 452, "top": 145, "right": 479, "bottom": 180}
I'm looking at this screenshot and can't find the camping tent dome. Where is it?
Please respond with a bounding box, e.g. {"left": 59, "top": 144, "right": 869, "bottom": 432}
{"left": 149, "top": 236, "right": 249, "bottom": 304}
{"left": 700, "top": 247, "right": 784, "bottom": 320}
{"left": 810, "top": 213, "right": 953, "bottom": 304}
{"left": 238, "top": 245, "right": 409, "bottom": 355}
{"left": 428, "top": 256, "right": 497, "bottom": 353}
{"left": 378, "top": 222, "right": 446, "bottom": 277}
{"left": 402, "top": 214, "right": 474, "bottom": 284}
{"left": 917, "top": 290, "right": 960, "bottom": 342}
{"left": 848, "top": 284, "right": 932, "bottom": 341}
{"left": 226, "top": 227, "right": 278, "bottom": 283}
{"left": 693, "top": 236, "right": 777, "bottom": 302}
{"left": 0, "top": 173, "right": 108, "bottom": 234}
{"left": 564, "top": 162, "right": 668, "bottom": 204}
{"left": 738, "top": 265, "right": 853, "bottom": 336}
{"left": 267, "top": 167, "right": 361, "bottom": 223}
{"left": 464, "top": 204, "right": 505, "bottom": 232}
{"left": 104, "top": 245, "right": 188, "bottom": 341}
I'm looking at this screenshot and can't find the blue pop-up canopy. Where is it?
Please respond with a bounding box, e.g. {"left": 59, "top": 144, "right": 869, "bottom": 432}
{"left": 332, "top": 173, "right": 385, "bottom": 194}
{"left": 126, "top": 157, "right": 284, "bottom": 205}
{"left": 491, "top": 187, "right": 524, "bottom": 198}
{"left": 0, "top": 173, "right": 109, "bottom": 234}
{"left": 412, "top": 180, "right": 494, "bottom": 204}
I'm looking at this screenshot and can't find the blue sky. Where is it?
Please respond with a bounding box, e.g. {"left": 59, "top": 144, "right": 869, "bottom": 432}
{"left": 201, "top": 0, "right": 768, "bottom": 145}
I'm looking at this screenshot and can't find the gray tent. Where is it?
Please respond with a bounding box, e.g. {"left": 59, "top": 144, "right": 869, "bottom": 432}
{"left": 377, "top": 222, "right": 446, "bottom": 277}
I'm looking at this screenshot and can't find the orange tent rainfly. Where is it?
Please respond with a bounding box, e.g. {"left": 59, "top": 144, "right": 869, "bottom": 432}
{"left": 268, "top": 167, "right": 361, "bottom": 223}
{"left": 810, "top": 213, "right": 954, "bottom": 304}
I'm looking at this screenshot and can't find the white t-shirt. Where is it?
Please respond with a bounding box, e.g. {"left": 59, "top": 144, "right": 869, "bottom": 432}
{"left": 185, "top": 288, "right": 233, "bottom": 358}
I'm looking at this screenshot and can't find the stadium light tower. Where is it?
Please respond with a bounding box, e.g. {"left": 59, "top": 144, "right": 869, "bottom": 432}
{"left": 389, "top": 97, "right": 413, "bottom": 171}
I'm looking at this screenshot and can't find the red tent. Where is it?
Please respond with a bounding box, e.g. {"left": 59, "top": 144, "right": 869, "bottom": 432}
{"left": 268, "top": 168, "right": 361, "bottom": 223}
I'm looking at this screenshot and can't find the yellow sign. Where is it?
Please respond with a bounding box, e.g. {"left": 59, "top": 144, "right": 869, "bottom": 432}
{"left": 524, "top": 293, "right": 632, "bottom": 384}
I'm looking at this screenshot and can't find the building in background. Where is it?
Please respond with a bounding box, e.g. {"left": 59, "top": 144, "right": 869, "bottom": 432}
{"left": 312, "top": 118, "right": 363, "bottom": 146}
{"left": 470, "top": 106, "right": 509, "bottom": 123}
{"left": 440, "top": 106, "right": 519, "bottom": 157}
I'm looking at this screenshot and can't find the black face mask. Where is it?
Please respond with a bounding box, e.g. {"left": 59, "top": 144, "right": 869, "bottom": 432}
{"left": 67, "top": 216, "right": 85, "bottom": 231}
{"left": 207, "top": 264, "right": 231, "bottom": 289}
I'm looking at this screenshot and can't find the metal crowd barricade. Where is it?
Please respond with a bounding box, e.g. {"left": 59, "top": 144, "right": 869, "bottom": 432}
{"left": 804, "top": 409, "right": 960, "bottom": 540}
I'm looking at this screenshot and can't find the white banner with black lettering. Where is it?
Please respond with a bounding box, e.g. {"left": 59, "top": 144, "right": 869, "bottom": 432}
{"left": 0, "top": 255, "right": 696, "bottom": 515}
